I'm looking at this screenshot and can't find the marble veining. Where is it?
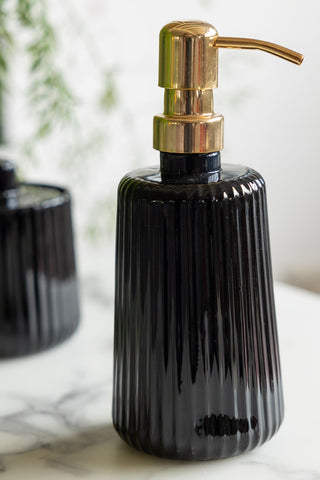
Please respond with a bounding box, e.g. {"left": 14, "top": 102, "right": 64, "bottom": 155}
{"left": 0, "top": 278, "right": 319, "bottom": 479}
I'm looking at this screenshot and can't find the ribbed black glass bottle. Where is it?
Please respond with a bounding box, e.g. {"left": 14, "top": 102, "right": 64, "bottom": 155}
{"left": 113, "top": 152, "right": 283, "bottom": 460}
{"left": 0, "top": 160, "right": 79, "bottom": 357}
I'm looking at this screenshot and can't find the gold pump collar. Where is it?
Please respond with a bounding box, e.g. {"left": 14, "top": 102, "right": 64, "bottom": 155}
{"left": 153, "top": 21, "right": 303, "bottom": 154}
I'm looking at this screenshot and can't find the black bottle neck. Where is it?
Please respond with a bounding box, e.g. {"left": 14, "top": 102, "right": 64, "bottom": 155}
{"left": 160, "top": 152, "right": 221, "bottom": 184}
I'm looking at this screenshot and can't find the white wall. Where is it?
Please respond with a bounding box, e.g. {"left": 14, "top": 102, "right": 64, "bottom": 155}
{"left": 6, "top": 0, "right": 319, "bottom": 282}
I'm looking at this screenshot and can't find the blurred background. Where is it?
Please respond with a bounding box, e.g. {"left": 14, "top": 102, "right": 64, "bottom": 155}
{"left": 0, "top": 0, "right": 318, "bottom": 293}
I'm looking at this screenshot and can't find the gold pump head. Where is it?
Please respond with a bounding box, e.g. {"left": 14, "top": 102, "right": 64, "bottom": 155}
{"left": 153, "top": 20, "right": 303, "bottom": 154}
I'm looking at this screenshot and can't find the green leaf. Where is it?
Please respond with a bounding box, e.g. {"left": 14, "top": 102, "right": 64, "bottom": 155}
{"left": 100, "top": 71, "right": 118, "bottom": 111}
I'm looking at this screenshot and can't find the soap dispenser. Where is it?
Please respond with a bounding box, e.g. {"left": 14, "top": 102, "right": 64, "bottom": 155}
{"left": 0, "top": 159, "right": 79, "bottom": 357}
{"left": 113, "top": 21, "right": 303, "bottom": 460}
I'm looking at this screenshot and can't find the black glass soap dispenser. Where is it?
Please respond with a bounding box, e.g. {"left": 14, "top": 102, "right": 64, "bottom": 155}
{"left": 0, "top": 159, "right": 79, "bottom": 357}
{"left": 113, "top": 21, "right": 303, "bottom": 460}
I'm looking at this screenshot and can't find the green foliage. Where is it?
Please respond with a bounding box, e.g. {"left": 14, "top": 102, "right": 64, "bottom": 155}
{"left": 16, "top": 0, "right": 75, "bottom": 139}
{"left": 0, "top": 0, "right": 13, "bottom": 141}
{"left": 0, "top": 1, "right": 119, "bottom": 241}
{"left": 100, "top": 71, "right": 117, "bottom": 111}
{"left": 0, "top": 1, "right": 13, "bottom": 78}
{"left": 0, "top": 0, "right": 118, "bottom": 144}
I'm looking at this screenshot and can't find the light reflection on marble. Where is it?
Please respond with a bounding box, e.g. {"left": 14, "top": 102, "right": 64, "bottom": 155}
{"left": 0, "top": 280, "right": 319, "bottom": 479}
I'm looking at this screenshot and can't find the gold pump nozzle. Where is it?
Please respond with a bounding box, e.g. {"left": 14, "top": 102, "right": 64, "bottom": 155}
{"left": 214, "top": 37, "right": 303, "bottom": 66}
{"left": 153, "top": 21, "right": 303, "bottom": 154}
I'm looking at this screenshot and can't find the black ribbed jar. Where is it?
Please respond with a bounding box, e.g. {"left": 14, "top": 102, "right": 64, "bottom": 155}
{"left": 0, "top": 160, "right": 79, "bottom": 357}
{"left": 113, "top": 152, "right": 284, "bottom": 460}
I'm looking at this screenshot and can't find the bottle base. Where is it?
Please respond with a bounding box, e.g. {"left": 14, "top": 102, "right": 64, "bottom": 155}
{"left": 0, "top": 319, "right": 79, "bottom": 358}
{"left": 113, "top": 415, "right": 283, "bottom": 461}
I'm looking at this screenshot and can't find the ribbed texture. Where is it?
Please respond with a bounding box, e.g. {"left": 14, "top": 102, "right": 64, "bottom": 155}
{"left": 0, "top": 198, "right": 79, "bottom": 357}
{"left": 113, "top": 165, "right": 284, "bottom": 460}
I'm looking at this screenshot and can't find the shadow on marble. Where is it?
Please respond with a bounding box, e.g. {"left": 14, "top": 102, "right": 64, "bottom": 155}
{"left": 0, "top": 422, "right": 242, "bottom": 476}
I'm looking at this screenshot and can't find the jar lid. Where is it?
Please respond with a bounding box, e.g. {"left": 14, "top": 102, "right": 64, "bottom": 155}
{"left": 0, "top": 159, "right": 69, "bottom": 210}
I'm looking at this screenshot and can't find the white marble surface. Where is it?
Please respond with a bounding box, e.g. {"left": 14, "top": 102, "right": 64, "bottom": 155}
{"left": 0, "top": 280, "right": 319, "bottom": 479}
